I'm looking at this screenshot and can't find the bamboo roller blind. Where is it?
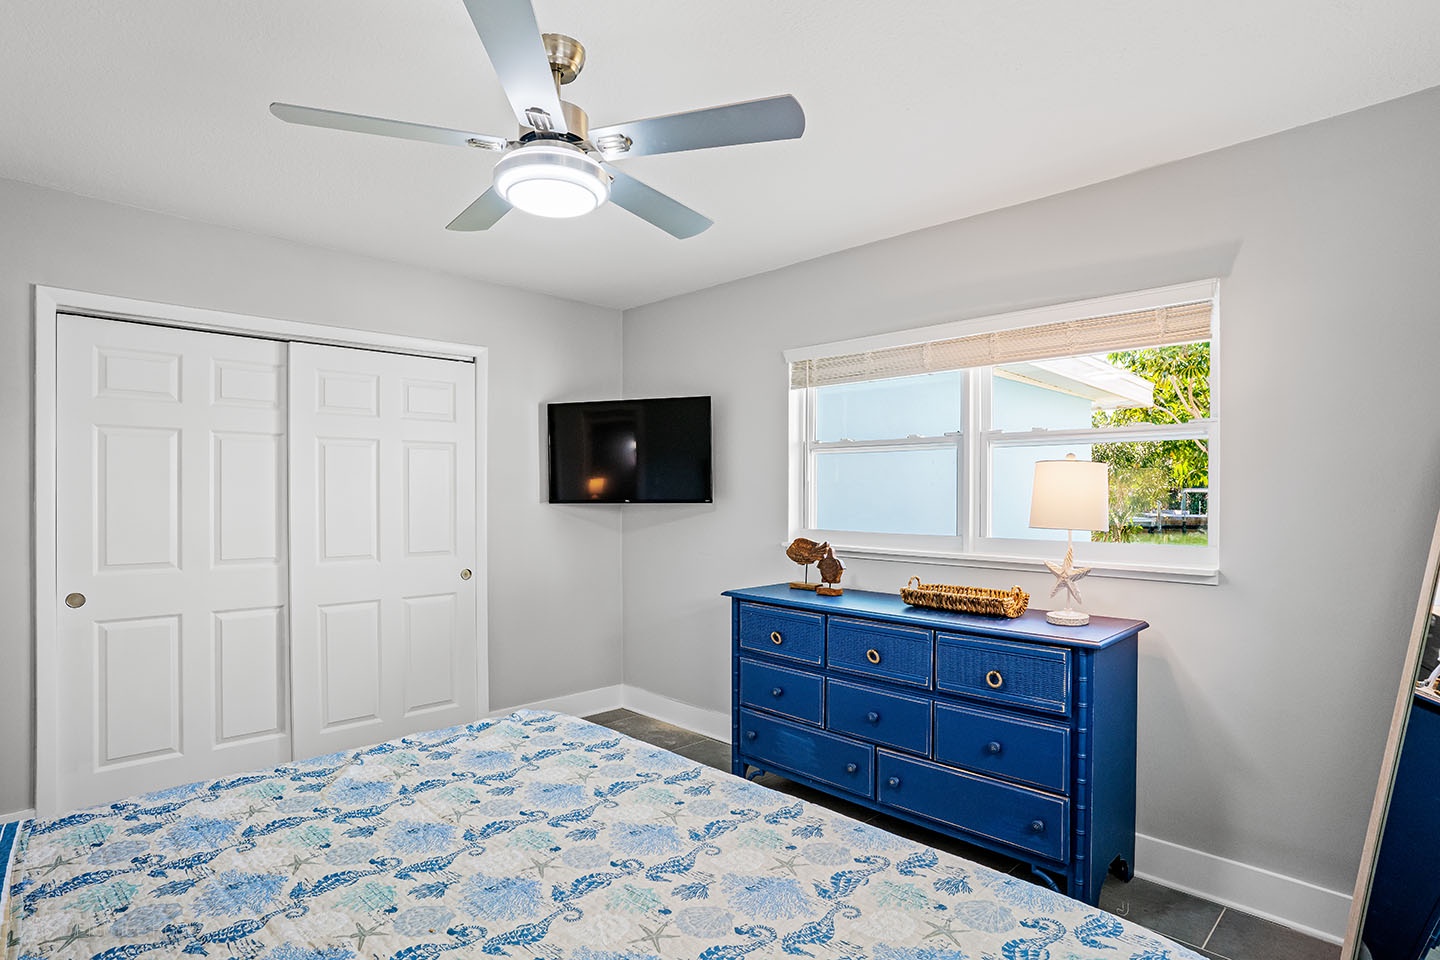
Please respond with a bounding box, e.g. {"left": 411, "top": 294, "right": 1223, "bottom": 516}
{"left": 789, "top": 300, "right": 1213, "bottom": 389}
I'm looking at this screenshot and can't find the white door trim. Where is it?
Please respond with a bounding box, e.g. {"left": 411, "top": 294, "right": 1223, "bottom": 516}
{"left": 33, "top": 284, "right": 490, "bottom": 816}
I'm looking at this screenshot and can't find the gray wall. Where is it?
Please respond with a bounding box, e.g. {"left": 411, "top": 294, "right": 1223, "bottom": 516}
{"left": 0, "top": 178, "right": 626, "bottom": 814}
{"left": 621, "top": 86, "right": 1440, "bottom": 895}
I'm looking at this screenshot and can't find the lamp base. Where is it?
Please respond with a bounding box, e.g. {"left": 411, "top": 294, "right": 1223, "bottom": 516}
{"left": 1046, "top": 608, "right": 1090, "bottom": 627}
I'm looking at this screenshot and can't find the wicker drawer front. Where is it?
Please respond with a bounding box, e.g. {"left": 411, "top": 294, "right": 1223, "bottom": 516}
{"left": 934, "top": 702, "right": 1069, "bottom": 792}
{"left": 877, "top": 750, "right": 1069, "bottom": 862}
{"left": 935, "top": 633, "right": 1070, "bottom": 715}
{"left": 738, "top": 603, "right": 824, "bottom": 665}
{"left": 739, "top": 658, "right": 823, "bottom": 726}
{"left": 827, "top": 617, "right": 932, "bottom": 688}
{"left": 825, "top": 678, "right": 931, "bottom": 755}
{"left": 738, "top": 708, "right": 874, "bottom": 798}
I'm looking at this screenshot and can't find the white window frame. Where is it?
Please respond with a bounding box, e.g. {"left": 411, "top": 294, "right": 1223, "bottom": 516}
{"left": 786, "top": 280, "right": 1220, "bottom": 584}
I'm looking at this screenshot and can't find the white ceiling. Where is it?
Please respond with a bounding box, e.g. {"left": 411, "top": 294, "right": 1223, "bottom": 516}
{"left": 5, "top": 2, "right": 1440, "bottom": 310}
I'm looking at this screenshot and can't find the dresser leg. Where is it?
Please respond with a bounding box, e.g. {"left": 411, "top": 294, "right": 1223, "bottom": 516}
{"left": 1109, "top": 856, "right": 1133, "bottom": 882}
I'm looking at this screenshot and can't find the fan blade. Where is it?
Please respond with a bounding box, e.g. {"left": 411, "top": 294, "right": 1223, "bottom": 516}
{"left": 446, "top": 187, "right": 512, "bottom": 231}
{"left": 459, "top": 0, "right": 568, "bottom": 135}
{"left": 588, "top": 95, "right": 804, "bottom": 160}
{"left": 270, "top": 103, "right": 509, "bottom": 151}
{"left": 602, "top": 165, "right": 712, "bottom": 239}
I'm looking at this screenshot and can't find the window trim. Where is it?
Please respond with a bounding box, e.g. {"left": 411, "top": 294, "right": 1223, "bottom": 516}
{"left": 786, "top": 280, "right": 1220, "bottom": 584}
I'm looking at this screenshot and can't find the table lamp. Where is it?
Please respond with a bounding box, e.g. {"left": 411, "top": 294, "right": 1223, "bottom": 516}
{"left": 1029, "top": 453, "right": 1109, "bottom": 626}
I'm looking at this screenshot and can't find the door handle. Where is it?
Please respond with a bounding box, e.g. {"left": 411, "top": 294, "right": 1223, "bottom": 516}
{"left": 65, "top": 592, "right": 86, "bottom": 608}
{"left": 460, "top": 568, "right": 472, "bottom": 581}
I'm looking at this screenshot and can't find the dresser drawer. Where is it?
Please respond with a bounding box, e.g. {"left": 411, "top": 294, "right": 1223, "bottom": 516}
{"left": 739, "top": 659, "right": 823, "bottom": 725}
{"left": 826, "top": 678, "right": 931, "bottom": 755}
{"left": 738, "top": 603, "right": 824, "bottom": 665}
{"left": 935, "top": 633, "right": 1070, "bottom": 715}
{"left": 828, "top": 616, "right": 932, "bottom": 688}
{"left": 934, "top": 702, "right": 1070, "bottom": 792}
{"left": 877, "top": 750, "right": 1069, "bottom": 862}
{"left": 738, "top": 709, "right": 874, "bottom": 798}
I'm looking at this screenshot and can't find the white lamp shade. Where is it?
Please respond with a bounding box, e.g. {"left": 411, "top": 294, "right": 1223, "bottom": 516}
{"left": 1029, "top": 454, "right": 1110, "bottom": 530}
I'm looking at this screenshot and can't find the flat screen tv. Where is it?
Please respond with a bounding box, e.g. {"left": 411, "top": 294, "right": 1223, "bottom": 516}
{"left": 547, "top": 396, "right": 712, "bottom": 504}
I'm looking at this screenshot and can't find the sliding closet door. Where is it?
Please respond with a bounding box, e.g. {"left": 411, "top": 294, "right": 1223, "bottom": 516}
{"left": 55, "top": 315, "right": 291, "bottom": 811}
{"left": 288, "top": 343, "right": 477, "bottom": 759}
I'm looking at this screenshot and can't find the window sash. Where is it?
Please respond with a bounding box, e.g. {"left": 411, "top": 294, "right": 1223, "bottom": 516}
{"left": 787, "top": 283, "right": 1219, "bottom": 579}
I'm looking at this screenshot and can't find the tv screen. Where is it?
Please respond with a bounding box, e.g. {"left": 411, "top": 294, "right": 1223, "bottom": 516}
{"left": 547, "top": 396, "right": 712, "bottom": 504}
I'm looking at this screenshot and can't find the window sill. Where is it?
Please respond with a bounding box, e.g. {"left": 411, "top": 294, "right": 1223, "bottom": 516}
{"left": 814, "top": 541, "right": 1220, "bottom": 586}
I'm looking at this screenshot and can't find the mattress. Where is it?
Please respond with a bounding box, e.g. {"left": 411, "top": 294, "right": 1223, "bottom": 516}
{"left": 4, "top": 710, "right": 1200, "bottom": 959}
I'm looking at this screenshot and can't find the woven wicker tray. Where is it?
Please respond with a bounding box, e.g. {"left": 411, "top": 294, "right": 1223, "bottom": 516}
{"left": 900, "top": 577, "right": 1030, "bottom": 618}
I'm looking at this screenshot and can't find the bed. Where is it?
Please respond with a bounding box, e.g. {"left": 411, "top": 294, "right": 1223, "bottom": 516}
{"left": 2, "top": 710, "right": 1200, "bottom": 959}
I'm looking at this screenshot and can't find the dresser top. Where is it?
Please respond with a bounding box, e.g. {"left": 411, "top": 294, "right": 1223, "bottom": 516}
{"left": 723, "top": 583, "right": 1147, "bottom": 649}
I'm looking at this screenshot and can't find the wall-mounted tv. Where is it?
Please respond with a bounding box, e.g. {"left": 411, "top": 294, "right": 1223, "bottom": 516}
{"left": 547, "top": 396, "right": 712, "bottom": 504}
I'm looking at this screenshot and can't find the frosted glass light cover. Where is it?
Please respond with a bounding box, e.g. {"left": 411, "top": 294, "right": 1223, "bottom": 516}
{"left": 1029, "top": 454, "right": 1109, "bottom": 530}
{"left": 493, "top": 143, "right": 610, "bottom": 218}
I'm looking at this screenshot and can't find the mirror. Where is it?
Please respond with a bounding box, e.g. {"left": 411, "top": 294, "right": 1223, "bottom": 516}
{"left": 1344, "top": 512, "right": 1440, "bottom": 959}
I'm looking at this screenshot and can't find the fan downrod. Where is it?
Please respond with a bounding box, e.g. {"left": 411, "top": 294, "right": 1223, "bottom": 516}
{"left": 542, "top": 34, "right": 586, "bottom": 85}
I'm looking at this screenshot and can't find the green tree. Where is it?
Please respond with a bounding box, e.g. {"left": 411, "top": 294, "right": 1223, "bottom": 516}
{"left": 1090, "top": 342, "right": 1210, "bottom": 537}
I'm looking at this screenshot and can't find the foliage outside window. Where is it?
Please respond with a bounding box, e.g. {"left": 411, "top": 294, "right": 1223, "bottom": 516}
{"left": 787, "top": 282, "right": 1219, "bottom": 577}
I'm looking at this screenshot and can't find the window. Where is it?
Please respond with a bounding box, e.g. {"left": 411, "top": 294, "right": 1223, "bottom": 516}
{"left": 786, "top": 281, "right": 1218, "bottom": 578}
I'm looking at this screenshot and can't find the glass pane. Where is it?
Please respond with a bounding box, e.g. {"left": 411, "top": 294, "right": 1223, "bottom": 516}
{"left": 990, "top": 439, "right": 1209, "bottom": 546}
{"left": 815, "top": 448, "right": 957, "bottom": 536}
{"left": 815, "top": 371, "right": 963, "bottom": 442}
{"left": 992, "top": 341, "right": 1210, "bottom": 432}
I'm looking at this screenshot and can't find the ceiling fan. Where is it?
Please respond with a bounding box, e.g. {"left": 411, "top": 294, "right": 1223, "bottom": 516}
{"left": 270, "top": 0, "right": 805, "bottom": 239}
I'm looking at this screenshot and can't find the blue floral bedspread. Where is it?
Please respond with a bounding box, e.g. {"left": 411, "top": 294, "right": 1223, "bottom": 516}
{"left": 4, "top": 710, "right": 1200, "bottom": 959}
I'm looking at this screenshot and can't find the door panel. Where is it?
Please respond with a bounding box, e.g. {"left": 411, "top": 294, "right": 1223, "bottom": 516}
{"left": 57, "top": 314, "right": 291, "bottom": 810}
{"left": 289, "top": 343, "right": 477, "bottom": 758}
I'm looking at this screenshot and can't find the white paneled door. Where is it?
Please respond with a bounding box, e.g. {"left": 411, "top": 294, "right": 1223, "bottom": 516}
{"left": 53, "top": 316, "right": 479, "bottom": 811}
{"left": 56, "top": 314, "right": 290, "bottom": 811}
{"left": 288, "top": 343, "right": 477, "bottom": 760}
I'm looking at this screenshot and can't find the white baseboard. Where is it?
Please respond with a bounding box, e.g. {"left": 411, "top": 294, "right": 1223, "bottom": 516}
{"left": 494, "top": 683, "right": 730, "bottom": 742}
{"left": 493, "top": 685, "right": 1350, "bottom": 942}
{"left": 1135, "top": 833, "right": 1351, "bottom": 943}
{"left": 494, "top": 684, "right": 625, "bottom": 720}
{"left": 0, "top": 809, "right": 34, "bottom": 825}
{"left": 620, "top": 686, "right": 731, "bottom": 741}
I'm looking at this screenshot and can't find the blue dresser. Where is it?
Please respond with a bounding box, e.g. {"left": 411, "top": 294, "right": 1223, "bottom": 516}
{"left": 724, "top": 583, "right": 1146, "bottom": 906}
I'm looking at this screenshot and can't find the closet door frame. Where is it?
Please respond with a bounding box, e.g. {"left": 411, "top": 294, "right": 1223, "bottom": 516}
{"left": 33, "top": 284, "right": 490, "bottom": 818}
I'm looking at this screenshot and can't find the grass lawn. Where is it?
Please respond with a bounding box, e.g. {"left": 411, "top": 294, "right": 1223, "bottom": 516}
{"left": 1125, "top": 530, "right": 1208, "bottom": 545}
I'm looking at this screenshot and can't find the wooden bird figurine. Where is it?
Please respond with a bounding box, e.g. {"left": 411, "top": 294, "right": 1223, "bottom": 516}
{"left": 786, "top": 537, "right": 830, "bottom": 590}
{"left": 815, "top": 546, "right": 844, "bottom": 596}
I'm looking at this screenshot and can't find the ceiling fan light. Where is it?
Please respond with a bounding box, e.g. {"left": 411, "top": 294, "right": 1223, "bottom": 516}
{"left": 493, "top": 142, "right": 610, "bottom": 218}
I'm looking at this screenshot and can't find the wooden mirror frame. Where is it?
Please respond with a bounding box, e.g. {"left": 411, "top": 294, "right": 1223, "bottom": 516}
{"left": 1342, "top": 511, "right": 1440, "bottom": 957}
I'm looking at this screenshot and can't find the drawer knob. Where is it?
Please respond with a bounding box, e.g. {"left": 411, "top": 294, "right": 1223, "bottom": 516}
{"left": 986, "top": 741, "right": 1002, "bottom": 755}
{"left": 745, "top": 730, "right": 757, "bottom": 741}
{"left": 771, "top": 631, "right": 783, "bottom": 645}
{"left": 771, "top": 687, "right": 784, "bottom": 698}
{"left": 866, "top": 711, "right": 880, "bottom": 724}
{"left": 1029, "top": 819, "right": 1046, "bottom": 834}
{"left": 887, "top": 776, "right": 901, "bottom": 789}
{"left": 866, "top": 648, "right": 881, "bottom": 665}
{"left": 985, "top": 669, "right": 1004, "bottom": 689}
{"left": 845, "top": 762, "right": 858, "bottom": 774}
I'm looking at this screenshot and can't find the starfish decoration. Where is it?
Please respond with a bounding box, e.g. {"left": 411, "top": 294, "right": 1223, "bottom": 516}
{"left": 1045, "top": 544, "right": 1091, "bottom": 608}
{"left": 345, "top": 920, "right": 385, "bottom": 951}
{"left": 239, "top": 803, "right": 266, "bottom": 821}
{"left": 921, "top": 917, "right": 965, "bottom": 948}
{"left": 36, "top": 852, "right": 80, "bottom": 876}
{"left": 631, "top": 921, "right": 680, "bottom": 953}
{"left": 286, "top": 853, "right": 319, "bottom": 874}
{"left": 42, "top": 924, "right": 96, "bottom": 949}
{"left": 769, "top": 853, "right": 804, "bottom": 875}
{"left": 656, "top": 806, "right": 686, "bottom": 825}
{"left": 528, "top": 855, "right": 558, "bottom": 878}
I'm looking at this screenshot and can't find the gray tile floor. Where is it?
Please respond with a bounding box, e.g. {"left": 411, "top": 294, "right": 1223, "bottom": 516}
{"left": 584, "top": 708, "right": 1340, "bottom": 960}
